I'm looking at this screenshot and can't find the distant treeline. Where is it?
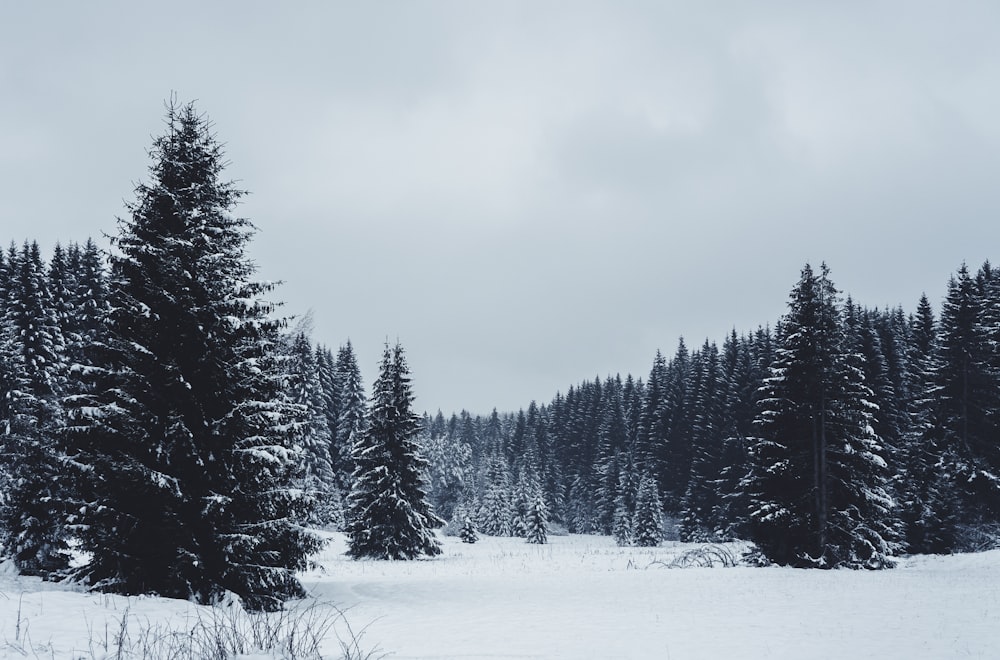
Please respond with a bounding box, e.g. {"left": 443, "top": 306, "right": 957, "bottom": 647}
{"left": 421, "top": 260, "right": 1000, "bottom": 567}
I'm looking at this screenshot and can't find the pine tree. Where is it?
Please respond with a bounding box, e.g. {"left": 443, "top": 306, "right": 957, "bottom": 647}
{"left": 47, "top": 243, "right": 76, "bottom": 345}
{"left": 67, "top": 239, "right": 108, "bottom": 369}
{"left": 657, "top": 338, "right": 693, "bottom": 511}
{"left": 594, "top": 377, "right": 627, "bottom": 534}
{"left": 346, "top": 343, "right": 442, "bottom": 559}
{"left": 743, "top": 264, "right": 898, "bottom": 568}
{"left": 0, "top": 242, "right": 70, "bottom": 576}
{"left": 932, "top": 264, "right": 1000, "bottom": 537}
{"left": 511, "top": 471, "right": 533, "bottom": 538}
{"left": 635, "top": 351, "right": 667, "bottom": 476}
{"left": 525, "top": 492, "right": 549, "bottom": 544}
{"left": 899, "top": 294, "right": 961, "bottom": 553}
{"left": 477, "top": 455, "right": 514, "bottom": 536}
{"left": 612, "top": 494, "right": 633, "bottom": 546}
{"left": 422, "top": 425, "right": 473, "bottom": 522}
{"left": 314, "top": 346, "right": 342, "bottom": 492}
{"left": 459, "top": 515, "right": 479, "bottom": 544}
{"left": 285, "top": 331, "right": 338, "bottom": 526}
{"left": 680, "top": 340, "right": 726, "bottom": 542}
{"left": 716, "top": 330, "right": 759, "bottom": 539}
{"left": 334, "top": 341, "right": 366, "bottom": 491}
{"left": 61, "top": 101, "right": 322, "bottom": 609}
{"left": 633, "top": 473, "right": 663, "bottom": 547}
{"left": 566, "top": 470, "right": 597, "bottom": 533}
{"left": 595, "top": 450, "right": 625, "bottom": 535}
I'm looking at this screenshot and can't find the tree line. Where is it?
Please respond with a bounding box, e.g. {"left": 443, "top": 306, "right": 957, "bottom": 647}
{"left": 419, "top": 262, "right": 1000, "bottom": 567}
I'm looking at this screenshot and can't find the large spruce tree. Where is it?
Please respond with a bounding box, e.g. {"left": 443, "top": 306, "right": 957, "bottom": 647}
{"left": 62, "top": 100, "right": 321, "bottom": 609}
{"left": 347, "top": 343, "right": 442, "bottom": 559}
{"left": 744, "top": 264, "right": 898, "bottom": 568}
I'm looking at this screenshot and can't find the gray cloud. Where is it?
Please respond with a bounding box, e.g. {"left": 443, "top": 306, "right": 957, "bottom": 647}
{"left": 3, "top": 1, "right": 999, "bottom": 413}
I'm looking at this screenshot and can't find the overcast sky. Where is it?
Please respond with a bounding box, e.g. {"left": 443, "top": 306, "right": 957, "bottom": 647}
{"left": 3, "top": 2, "right": 999, "bottom": 414}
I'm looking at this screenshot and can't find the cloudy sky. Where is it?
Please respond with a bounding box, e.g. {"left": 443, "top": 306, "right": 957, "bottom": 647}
{"left": 3, "top": 2, "right": 999, "bottom": 414}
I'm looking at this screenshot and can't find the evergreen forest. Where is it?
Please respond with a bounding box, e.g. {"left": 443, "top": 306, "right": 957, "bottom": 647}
{"left": 2, "top": 100, "right": 999, "bottom": 611}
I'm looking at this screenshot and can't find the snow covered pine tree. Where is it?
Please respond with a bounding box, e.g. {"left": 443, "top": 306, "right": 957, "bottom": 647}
{"left": 285, "top": 331, "right": 339, "bottom": 527}
{"left": 612, "top": 493, "right": 633, "bottom": 546}
{"left": 525, "top": 492, "right": 549, "bottom": 544}
{"left": 334, "top": 340, "right": 368, "bottom": 490}
{"left": 0, "top": 241, "right": 71, "bottom": 576}
{"left": 633, "top": 473, "right": 664, "bottom": 547}
{"left": 743, "top": 264, "right": 898, "bottom": 568}
{"left": 62, "top": 100, "right": 322, "bottom": 610}
{"left": 460, "top": 516, "right": 479, "bottom": 544}
{"left": 347, "top": 343, "right": 443, "bottom": 559}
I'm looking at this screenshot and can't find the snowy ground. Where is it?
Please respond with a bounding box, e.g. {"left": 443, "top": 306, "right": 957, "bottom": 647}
{"left": 2, "top": 533, "right": 998, "bottom": 659}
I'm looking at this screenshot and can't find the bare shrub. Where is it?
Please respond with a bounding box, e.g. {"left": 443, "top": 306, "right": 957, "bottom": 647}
{"left": 76, "top": 599, "right": 384, "bottom": 660}
{"left": 648, "top": 544, "right": 740, "bottom": 569}
{"left": 955, "top": 522, "right": 1000, "bottom": 553}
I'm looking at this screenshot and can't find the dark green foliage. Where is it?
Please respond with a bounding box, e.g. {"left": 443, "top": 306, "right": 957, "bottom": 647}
{"left": 743, "top": 264, "right": 898, "bottom": 568}
{"left": 633, "top": 474, "right": 663, "bottom": 547}
{"left": 612, "top": 495, "right": 632, "bottom": 546}
{"left": 402, "top": 259, "right": 1000, "bottom": 561}
{"left": 899, "top": 294, "right": 962, "bottom": 553}
{"left": 0, "top": 242, "right": 70, "bottom": 576}
{"left": 931, "top": 265, "right": 1000, "bottom": 532}
{"left": 346, "top": 343, "right": 442, "bottom": 559}
{"left": 285, "top": 332, "right": 338, "bottom": 527}
{"left": 3, "top": 217, "right": 991, "bottom": 571}
{"left": 656, "top": 339, "right": 693, "bottom": 511}
{"left": 61, "top": 101, "right": 321, "bottom": 610}
{"left": 680, "top": 341, "right": 727, "bottom": 542}
{"left": 459, "top": 516, "right": 478, "bottom": 544}
{"left": 422, "top": 418, "right": 473, "bottom": 522}
{"left": 525, "top": 493, "right": 549, "bottom": 544}
{"left": 314, "top": 346, "right": 343, "bottom": 492}
{"left": 635, "top": 351, "right": 667, "bottom": 477}
{"left": 714, "top": 329, "right": 761, "bottom": 539}
{"left": 334, "top": 341, "right": 367, "bottom": 490}
{"left": 477, "top": 454, "right": 514, "bottom": 536}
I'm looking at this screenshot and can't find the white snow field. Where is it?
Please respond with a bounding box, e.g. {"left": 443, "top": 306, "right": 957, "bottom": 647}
{"left": 2, "top": 533, "right": 998, "bottom": 659}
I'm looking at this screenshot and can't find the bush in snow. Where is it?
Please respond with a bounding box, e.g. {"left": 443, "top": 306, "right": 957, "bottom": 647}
{"left": 460, "top": 516, "right": 479, "bottom": 544}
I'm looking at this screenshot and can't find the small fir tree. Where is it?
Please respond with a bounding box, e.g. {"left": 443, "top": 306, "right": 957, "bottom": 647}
{"left": 525, "top": 493, "right": 549, "bottom": 544}
{"left": 634, "top": 474, "right": 664, "bottom": 547}
{"left": 460, "top": 516, "right": 479, "bottom": 544}
{"left": 612, "top": 496, "right": 633, "bottom": 546}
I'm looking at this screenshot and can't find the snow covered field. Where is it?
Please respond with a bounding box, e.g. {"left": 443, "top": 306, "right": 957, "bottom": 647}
{"left": 2, "top": 533, "right": 998, "bottom": 659}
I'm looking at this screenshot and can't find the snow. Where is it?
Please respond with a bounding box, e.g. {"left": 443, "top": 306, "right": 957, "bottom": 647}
{"left": 2, "top": 534, "right": 999, "bottom": 658}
